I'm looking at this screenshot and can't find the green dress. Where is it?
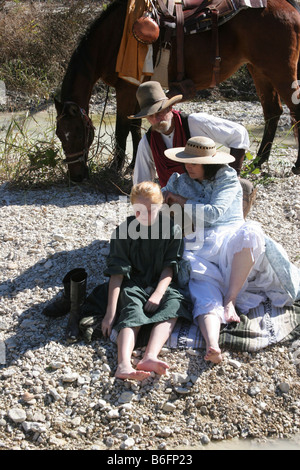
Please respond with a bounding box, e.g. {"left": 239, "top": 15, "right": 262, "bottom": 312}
{"left": 80, "top": 213, "right": 191, "bottom": 343}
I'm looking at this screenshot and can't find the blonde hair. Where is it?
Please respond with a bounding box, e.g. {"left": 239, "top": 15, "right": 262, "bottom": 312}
{"left": 130, "top": 181, "right": 163, "bottom": 205}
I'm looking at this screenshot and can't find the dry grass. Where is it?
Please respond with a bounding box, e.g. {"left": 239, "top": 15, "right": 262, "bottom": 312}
{"left": 0, "top": 1, "right": 106, "bottom": 106}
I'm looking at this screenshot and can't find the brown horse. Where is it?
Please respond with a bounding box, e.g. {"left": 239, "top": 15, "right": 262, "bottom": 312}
{"left": 55, "top": 0, "right": 300, "bottom": 182}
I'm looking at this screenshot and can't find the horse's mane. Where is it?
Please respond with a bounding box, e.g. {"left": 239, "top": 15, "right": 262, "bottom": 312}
{"left": 286, "top": 0, "right": 300, "bottom": 14}
{"left": 79, "top": 0, "right": 127, "bottom": 42}
{"left": 60, "top": 0, "right": 127, "bottom": 98}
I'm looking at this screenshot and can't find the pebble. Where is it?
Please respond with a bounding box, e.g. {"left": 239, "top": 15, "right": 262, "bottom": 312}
{"left": 118, "top": 391, "right": 135, "bottom": 404}
{"left": 228, "top": 359, "right": 241, "bottom": 369}
{"left": 8, "top": 408, "right": 26, "bottom": 423}
{"left": 0, "top": 99, "right": 299, "bottom": 450}
{"left": 278, "top": 382, "right": 290, "bottom": 393}
{"left": 162, "top": 402, "right": 177, "bottom": 412}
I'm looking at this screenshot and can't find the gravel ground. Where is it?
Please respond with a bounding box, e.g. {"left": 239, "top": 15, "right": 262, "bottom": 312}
{"left": 0, "top": 99, "right": 300, "bottom": 451}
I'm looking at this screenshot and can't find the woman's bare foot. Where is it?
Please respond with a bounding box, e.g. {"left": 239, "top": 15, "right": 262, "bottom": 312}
{"left": 115, "top": 364, "right": 151, "bottom": 381}
{"left": 136, "top": 356, "right": 169, "bottom": 375}
{"left": 224, "top": 300, "right": 240, "bottom": 323}
{"left": 204, "top": 346, "right": 222, "bottom": 364}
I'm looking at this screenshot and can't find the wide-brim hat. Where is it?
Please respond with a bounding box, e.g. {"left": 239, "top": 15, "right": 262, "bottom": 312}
{"left": 128, "top": 81, "right": 182, "bottom": 119}
{"left": 164, "top": 136, "right": 236, "bottom": 164}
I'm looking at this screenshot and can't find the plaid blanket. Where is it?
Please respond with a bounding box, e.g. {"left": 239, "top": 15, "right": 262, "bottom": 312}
{"left": 164, "top": 300, "right": 300, "bottom": 352}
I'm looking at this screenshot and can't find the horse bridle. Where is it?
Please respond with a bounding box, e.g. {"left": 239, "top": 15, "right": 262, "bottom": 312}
{"left": 57, "top": 101, "right": 95, "bottom": 166}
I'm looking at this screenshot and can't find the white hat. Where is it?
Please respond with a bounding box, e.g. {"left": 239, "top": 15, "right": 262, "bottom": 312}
{"left": 164, "top": 136, "right": 235, "bottom": 164}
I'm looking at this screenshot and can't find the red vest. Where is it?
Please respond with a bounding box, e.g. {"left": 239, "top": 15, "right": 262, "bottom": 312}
{"left": 149, "top": 110, "right": 189, "bottom": 187}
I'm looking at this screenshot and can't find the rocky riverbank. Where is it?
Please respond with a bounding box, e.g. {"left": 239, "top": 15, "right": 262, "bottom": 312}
{"left": 0, "top": 99, "right": 300, "bottom": 451}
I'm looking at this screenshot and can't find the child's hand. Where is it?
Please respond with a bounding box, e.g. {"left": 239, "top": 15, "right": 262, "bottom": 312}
{"left": 144, "top": 291, "right": 163, "bottom": 313}
{"left": 101, "top": 312, "right": 115, "bottom": 338}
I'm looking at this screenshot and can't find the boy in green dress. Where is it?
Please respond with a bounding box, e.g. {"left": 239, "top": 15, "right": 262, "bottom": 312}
{"left": 102, "top": 181, "right": 191, "bottom": 381}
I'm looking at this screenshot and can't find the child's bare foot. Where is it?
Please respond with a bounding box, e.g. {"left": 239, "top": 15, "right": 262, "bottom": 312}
{"left": 224, "top": 300, "right": 240, "bottom": 323}
{"left": 204, "top": 347, "right": 222, "bottom": 364}
{"left": 137, "top": 356, "right": 169, "bottom": 375}
{"left": 115, "top": 364, "right": 151, "bottom": 381}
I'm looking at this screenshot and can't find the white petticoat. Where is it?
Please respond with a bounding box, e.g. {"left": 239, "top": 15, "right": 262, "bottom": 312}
{"left": 184, "top": 221, "right": 293, "bottom": 324}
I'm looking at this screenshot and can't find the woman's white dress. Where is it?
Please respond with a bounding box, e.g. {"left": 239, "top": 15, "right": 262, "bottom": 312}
{"left": 163, "top": 166, "right": 300, "bottom": 324}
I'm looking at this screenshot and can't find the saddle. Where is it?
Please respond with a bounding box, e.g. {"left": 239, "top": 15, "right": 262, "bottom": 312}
{"left": 133, "top": 0, "right": 267, "bottom": 97}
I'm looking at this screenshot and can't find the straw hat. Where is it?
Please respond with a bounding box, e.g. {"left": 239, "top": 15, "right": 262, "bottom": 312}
{"left": 128, "top": 81, "right": 182, "bottom": 119}
{"left": 164, "top": 136, "right": 235, "bottom": 164}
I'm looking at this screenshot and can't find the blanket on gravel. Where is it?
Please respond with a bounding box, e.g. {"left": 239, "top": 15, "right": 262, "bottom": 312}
{"left": 164, "top": 300, "right": 300, "bottom": 352}
{"left": 80, "top": 284, "right": 300, "bottom": 351}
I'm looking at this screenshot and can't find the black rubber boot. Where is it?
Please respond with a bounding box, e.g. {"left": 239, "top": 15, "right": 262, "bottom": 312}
{"left": 66, "top": 270, "right": 87, "bottom": 343}
{"left": 42, "top": 268, "right": 86, "bottom": 318}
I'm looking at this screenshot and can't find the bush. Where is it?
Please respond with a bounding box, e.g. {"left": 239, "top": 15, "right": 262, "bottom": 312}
{"left": 0, "top": 1, "right": 105, "bottom": 106}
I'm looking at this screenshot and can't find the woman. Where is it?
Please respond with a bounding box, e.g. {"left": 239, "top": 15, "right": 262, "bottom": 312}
{"left": 163, "top": 136, "right": 300, "bottom": 364}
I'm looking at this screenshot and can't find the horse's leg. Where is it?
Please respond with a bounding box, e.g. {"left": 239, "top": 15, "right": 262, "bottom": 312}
{"left": 247, "top": 64, "right": 283, "bottom": 168}
{"left": 114, "top": 111, "right": 130, "bottom": 171}
{"left": 128, "top": 118, "right": 142, "bottom": 170}
{"left": 114, "top": 81, "right": 139, "bottom": 172}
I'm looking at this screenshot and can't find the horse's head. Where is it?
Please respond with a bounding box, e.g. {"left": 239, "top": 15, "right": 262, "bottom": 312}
{"left": 55, "top": 99, "right": 95, "bottom": 182}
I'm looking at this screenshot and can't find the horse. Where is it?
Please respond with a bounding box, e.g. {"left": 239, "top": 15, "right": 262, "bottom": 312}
{"left": 55, "top": 0, "right": 300, "bottom": 182}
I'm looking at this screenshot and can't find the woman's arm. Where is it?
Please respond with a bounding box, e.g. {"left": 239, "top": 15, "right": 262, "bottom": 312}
{"left": 102, "top": 274, "right": 124, "bottom": 337}
{"left": 144, "top": 266, "right": 173, "bottom": 313}
{"left": 164, "top": 168, "right": 241, "bottom": 226}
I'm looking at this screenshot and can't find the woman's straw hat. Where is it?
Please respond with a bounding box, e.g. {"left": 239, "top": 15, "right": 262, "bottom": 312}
{"left": 128, "top": 81, "right": 182, "bottom": 119}
{"left": 164, "top": 136, "right": 236, "bottom": 164}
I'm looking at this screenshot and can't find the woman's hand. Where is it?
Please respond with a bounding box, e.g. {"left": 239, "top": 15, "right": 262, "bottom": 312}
{"left": 163, "top": 190, "right": 187, "bottom": 207}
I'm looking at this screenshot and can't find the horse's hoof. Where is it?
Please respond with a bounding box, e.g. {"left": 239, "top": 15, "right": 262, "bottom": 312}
{"left": 292, "top": 166, "right": 300, "bottom": 175}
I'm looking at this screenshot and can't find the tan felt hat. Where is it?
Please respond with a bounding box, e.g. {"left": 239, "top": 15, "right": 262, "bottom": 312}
{"left": 128, "top": 81, "right": 182, "bottom": 119}
{"left": 164, "top": 136, "right": 236, "bottom": 164}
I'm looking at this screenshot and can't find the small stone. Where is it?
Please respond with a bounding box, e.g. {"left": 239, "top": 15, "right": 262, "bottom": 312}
{"left": 97, "top": 399, "right": 107, "bottom": 408}
{"left": 102, "top": 363, "right": 111, "bottom": 373}
{"left": 22, "top": 392, "right": 36, "bottom": 403}
{"left": 61, "top": 372, "right": 78, "bottom": 383}
{"left": 199, "top": 406, "right": 208, "bottom": 415}
{"left": 132, "top": 424, "right": 142, "bottom": 433}
{"left": 8, "top": 408, "right": 26, "bottom": 423}
{"left": 162, "top": 402, "right": 176, "bottom": 412}
{"left": 278, "top": 382, "right": 290, "bottom": 393}
{"left": 22, "top": 421, "right": 47, "bottom": 433}
{"left": 228, "top": 359, "right": 242, "bottom": 369}
{"left": 44, "top": 260, "right": 52, "bottom": 269}
{"left": 123, "top": 437, "right": 135, "bottom": 449}
{"left": 248, "top": 385, "right": 260, "bottom": 397}
{"left": 105, "top": 437, "right": 114, "bottom": 448}
{"left": 156, "top": 426, "right": 172, "bottom": 438}
{"left": 118, "top": 391, "right": 135, "bottom": 404}
{"left": 49, "top": 361, "right": 64, "bottom": 370}
{"left": 172, "top": 372, "right": 190, "bottom": 384}
{"left": 107, "top": 409, "right": 119, "bottom": 419}
{"left": 200, "top": 434, "right": 210, "bottom": 445}
{"left": 174, "top": 386, "right": 190, "bottom": 395}
{"left": 49, "top": 388, "right": 63, "bottom": 401}
{"left": 53, "top": 233, "right": 65, "bottom": 242}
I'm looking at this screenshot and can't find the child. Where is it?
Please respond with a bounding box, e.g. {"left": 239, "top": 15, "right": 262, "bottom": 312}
{"left": 101, "top": 181, "right": 191, "bottom": 381}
